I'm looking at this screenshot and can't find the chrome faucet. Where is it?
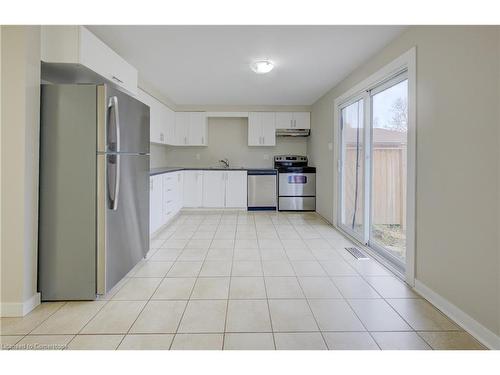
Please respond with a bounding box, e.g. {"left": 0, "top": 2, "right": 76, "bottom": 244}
{"left": 219, "top": 158, "right": 230, "bottom": 168}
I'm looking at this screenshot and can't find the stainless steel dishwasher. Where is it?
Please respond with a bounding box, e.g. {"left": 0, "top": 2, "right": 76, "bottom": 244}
{"left": 247, "top": 170, "right": 277, "bottom": 211}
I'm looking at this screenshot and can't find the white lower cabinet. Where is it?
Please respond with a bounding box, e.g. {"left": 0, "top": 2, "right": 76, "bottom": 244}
{"left": 183, "top": 170, "right": 204, "bottom": 207}
{"left": 202, "top": 171, "right": 226, "bottom": 207}
{"left": 149, "top": 175, "right": 163, "bottom": 235}
{"left": 225, "top": 171, "right": 247, "bottom": 208}
{"left": 202, "top": 170, "right": 247, "bottom": 208}
{"left": 175, "top": 172, "right": 184, "bottom": 212}
{"left": 150, "top": 169, "right": 248, "bottom": 234}
{"left": 149, "top": 171, "right": 184, "bottom": 235}
{"left": 162, "top": 173, "right": 176, "bottom": 223}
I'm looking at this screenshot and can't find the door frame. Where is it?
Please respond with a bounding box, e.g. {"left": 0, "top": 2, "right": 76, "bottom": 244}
{"left": 333, "top": 47, "right": 416, "bottom": 285}
{"left": 337, "top": 94, "right": 368, "bottom": 245}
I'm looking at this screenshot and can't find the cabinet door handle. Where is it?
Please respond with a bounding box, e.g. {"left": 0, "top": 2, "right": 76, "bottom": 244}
{"left": 111, "top": 75, "right": 123, "bottom": 84}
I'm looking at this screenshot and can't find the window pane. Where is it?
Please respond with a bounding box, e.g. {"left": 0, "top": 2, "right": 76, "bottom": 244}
{"left": 371, "top": 79, "right": 408, "bottom": 261}
{"left": 340, "top": 99, "right": 364, "bottom": 238}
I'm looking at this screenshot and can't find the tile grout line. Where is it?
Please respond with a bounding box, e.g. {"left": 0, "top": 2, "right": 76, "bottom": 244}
{"left": 83, "top": 216, "right": 194, "bottom": 350}
{"left": 7, "top": 210, "right": 479, "bottom": 350}
{"left": 8, "top": 301, "right": 69, "bottom": 350}
{"left": 279, "top": 219, "right": 330, "bottom": 350}
{"left": 221, "top": 213, "right": 237, "bottom": 350}
{"left": 168, "top": 215, "right": 219, "bottom": 349}
{"left": 254, "top": 218, "right": 276, "bottom": 350}
{"left": 113, "top": 246, "right": 180, "bottom": 350}
{"left": 313, "top": 234, "right": 382, "bottom": 350}
{"left": 259, "top": 215, "right": 278, "bottom": 350}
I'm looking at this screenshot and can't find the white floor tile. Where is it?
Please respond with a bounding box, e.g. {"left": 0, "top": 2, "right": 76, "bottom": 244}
{"left": 171, "top": 333, "right": 223, "bottom": 350}
{"left": 308, "top": 299, "right": 365, "bottom": 331}
{"left": 274, "top": 332, "right": 327, "bottom": 350}
{"left": 265, "top": 277, "right": 304, "bottom": 299}
{"left": 224, "top": 333, "right": 275, "bottom": 350}
{"left": 177, "top": 300, "right": 227, "bottom": 333}
{"left": 323, "top": 332, "right": 379, "bottom": 350}
{"left": 372, "top": 332, "right": 431, "bottom": 350}
{"left": 268, "top": 299, "right": 319, "bottom": 332}
{"left": 229, "top": 277, "right": 267, "bottom": 299}
{"left": 331, "top": 276, "right": 381, "bottom": 299}
{"left": 348, "top": 299, "right": 411, "bottom": 331}
{"left": 67, "top": 335, "right": 123, "bottom": 350}
{"left": 152, "top": 277, "right": 196, "bottom": 300}
{"left": 225, "top": 300, "right": 272, "bottom": 332}
{"left": 386, "top": 299, "right": 461, "bottom": 331}
{"left": 191, "top": 277, "right": 230, "bottom": 299}
{"left": 118, "top": 334, "right": 174, "bottom": 349}
{"left": 130, "top": 300, "right": 186, "bottom": 334}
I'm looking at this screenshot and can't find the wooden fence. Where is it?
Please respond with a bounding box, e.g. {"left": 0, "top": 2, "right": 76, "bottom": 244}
{"left": 343, "top": 144, "right": 407, "bottom": 229}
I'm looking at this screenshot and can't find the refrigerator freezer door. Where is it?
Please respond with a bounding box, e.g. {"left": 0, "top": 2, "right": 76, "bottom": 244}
{"left": 100, "top": 85, "right": 150, "bottom": 154}
{"left": 98, "top": 153, "right": 150, "bottom": 293}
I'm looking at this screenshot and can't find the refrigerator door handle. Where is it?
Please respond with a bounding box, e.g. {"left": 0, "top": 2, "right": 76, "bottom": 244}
{"left": 107, "top": 154, "right": 121, "bottom": 210}
{"left": 107, "top": 96, "right": 121, "bottom": 211}
{"left": 107, "top": 96, "right": 121, "bottom": 153}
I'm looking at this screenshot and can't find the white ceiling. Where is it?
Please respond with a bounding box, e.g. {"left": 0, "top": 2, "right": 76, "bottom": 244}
{"left": 87, "top": 26, "right": 406, "bottom": 106}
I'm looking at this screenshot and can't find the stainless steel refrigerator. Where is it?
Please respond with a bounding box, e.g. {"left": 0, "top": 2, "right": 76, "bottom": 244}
{"left": 38, "top": 84, "right": 150, "bottom": 300}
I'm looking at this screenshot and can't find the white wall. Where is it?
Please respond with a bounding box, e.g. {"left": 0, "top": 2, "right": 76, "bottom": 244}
{"left": 308, "top": 26, "right": 500, "bottom": 339}
{"left": 0, "top": 26, "right": 41, "bottom": 316}
{"left": 160, "top": 117, "right": 308, "bottom": 168}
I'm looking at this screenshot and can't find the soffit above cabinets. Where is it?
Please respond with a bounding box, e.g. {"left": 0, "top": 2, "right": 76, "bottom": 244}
{"left": 86, "top": 25, "right": 406, "bottom": 106}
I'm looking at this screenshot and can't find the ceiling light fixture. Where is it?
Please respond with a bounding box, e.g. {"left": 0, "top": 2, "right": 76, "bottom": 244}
{"left": 250, "top": 59, "right": 274, "bottom": 74}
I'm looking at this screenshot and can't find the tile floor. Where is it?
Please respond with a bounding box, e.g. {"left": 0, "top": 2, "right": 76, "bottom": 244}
{"left": 0, "top": 211, "right": 486, "bottom": 350}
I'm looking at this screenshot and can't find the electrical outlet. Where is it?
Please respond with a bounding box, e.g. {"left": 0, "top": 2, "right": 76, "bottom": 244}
{"left": 195, "top": 153, "right": 200, "bottom": 160}
{"left": 263, "top": 154, "right": 269, "bottom": 160}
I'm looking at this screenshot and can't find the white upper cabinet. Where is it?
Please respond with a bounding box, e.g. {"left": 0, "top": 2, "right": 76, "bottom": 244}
{"left": 188, "top": 112, "right": 208, "bottom": 146}
{"left": 175, "top": 112, "right": 207, "bottom": 146}
{"left": 174, "top": 112, "right": 189, "bottom": 146}
{"left": 261, "top": 113, "right": 276, "bottom": 146}
{"left": 136, "top": 89, "right": 175, "bottom": 145}
{"left": 202, "top": 171, "right": 226, "bottom": 207}
{"left": 275, "top": 112, "right": 294, "bottom": 129}
{"left": 225, "top": 171, "right": 247, "bottom": 208}
{"left": 293, "top": 112, "right": 311, "bottom": 129}
{"left": 248, "top": 112, "right": 276, "bottom": 146}
{"left": 183, "top": 170, "right": 204, "bottom": 207}
{"left": 248, "top": 112, "right": 263, "bottom": 146}
{"left": 41, "top": 26, "right": 138, "bottom": 95}
{"left": 275, "top": 112, "right": 311, "bottom": 129}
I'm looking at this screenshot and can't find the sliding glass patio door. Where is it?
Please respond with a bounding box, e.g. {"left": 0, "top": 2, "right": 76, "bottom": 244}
{"left": 339, "top": 98, "right": 366, "bottom": 242}
{"left": 338, "top": 71, "right": 409, "bottom": 271}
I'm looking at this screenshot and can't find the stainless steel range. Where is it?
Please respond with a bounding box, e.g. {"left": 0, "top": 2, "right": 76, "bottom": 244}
{"left": 274, "top": 155, "right": 316, "bottom": 211}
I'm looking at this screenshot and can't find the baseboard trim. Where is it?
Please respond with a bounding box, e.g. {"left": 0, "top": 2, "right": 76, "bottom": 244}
{"left": 0, "top": 292, "right": 41, "bottom": 317}
{"left": 414, "top": 280, "right": 500, "bottom": 350}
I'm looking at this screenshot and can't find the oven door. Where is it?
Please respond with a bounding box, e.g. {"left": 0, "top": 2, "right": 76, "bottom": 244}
{"left": 278, "top": 173, "right": 316, "bottom": 196}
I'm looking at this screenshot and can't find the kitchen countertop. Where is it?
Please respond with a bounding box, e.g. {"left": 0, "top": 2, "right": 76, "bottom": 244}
{"left": 150, "top": 166, "right": 277, "bottom": 176}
